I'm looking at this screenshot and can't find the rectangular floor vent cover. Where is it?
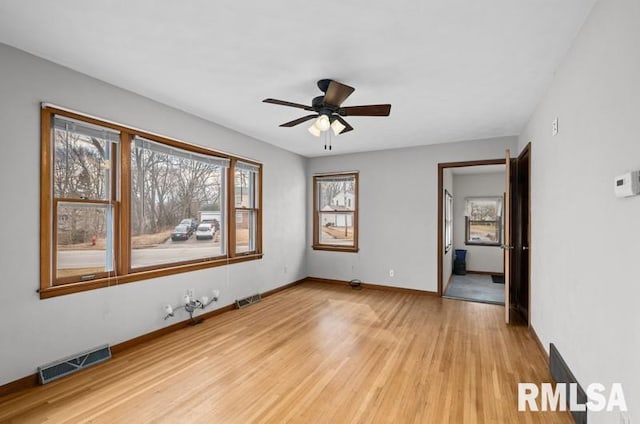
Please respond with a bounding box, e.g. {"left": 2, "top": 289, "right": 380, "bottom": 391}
{"left": 38, "top": 345, "right": 111, "bottom": 385}
{"left": 549, "top": 343, "right": 587, "bottom": 424}
{"left": 236, "top": 293, "right": 261, "bottom": 309}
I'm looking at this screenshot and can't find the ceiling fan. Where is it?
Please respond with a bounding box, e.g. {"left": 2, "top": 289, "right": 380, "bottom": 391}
{"left": 262, "top": 79, "right": 391, "bottom": 137}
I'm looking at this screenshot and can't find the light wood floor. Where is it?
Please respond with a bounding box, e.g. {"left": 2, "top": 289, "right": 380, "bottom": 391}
{"left": 0, "top": 282, "right": 571, "bottom": 423}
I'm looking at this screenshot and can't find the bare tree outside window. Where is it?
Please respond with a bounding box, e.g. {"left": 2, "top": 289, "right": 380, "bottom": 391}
{"left": 464, "top": 197, "right": 503, "bottom": 246}
{"left": 41, "top": 108, "right": 263, "bottom": 297}
{"left": 53, "top": 118, "right": 117, "bottom": 281}
{"left": 130, "top": 138, "right": 226, "bottom": 269}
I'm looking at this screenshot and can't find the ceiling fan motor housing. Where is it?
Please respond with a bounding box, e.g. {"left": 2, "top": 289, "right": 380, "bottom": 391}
{"left": 312, "top": 96, "right": 325, "bottom": 110}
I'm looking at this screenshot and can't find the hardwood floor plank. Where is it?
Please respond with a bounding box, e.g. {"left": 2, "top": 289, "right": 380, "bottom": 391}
{"left": 0, "top": 282, "right": 571, "bottom": 423}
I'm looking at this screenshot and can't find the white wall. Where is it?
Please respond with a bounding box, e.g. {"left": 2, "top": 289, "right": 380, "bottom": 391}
{"left": 306, "top": 136, "right": 517, "bottom": 292}
{"left": 519, "top": 0, "right": 640, "bottom": 422}
{"left": 442, "top": 168, "right": 454, "bottom": 287}
{"left": 452, "top": 172, "right": 505, "bottom": 274}
{"left": 0, "top": 43, "right": 307, "bottom": 386}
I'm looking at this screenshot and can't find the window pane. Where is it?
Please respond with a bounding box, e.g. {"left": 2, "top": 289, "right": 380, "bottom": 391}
{"left": 235, "top": 168, "right": 255, "bottom": 208}
{"left": 318, "top": 212, "right": 354, "bottom": 246}
{"left": 130, "top": 140, "right": 226, "bottom": 269}
{"left": 465, "top": 197, "right": 502, "bottom": 245}
{"left": 466, "top": 198, "right": 501, "bottom": 221}
{"left": 236, "top": 210, "right": 256, "bottom": 253}
{"left": 318, "top": 178, "right": 355, "bottom": 211}
{"left": 468, "top": 221, "right": 500, "bottom": 243}
{"left": 53, "top": 119, "right": 116, "bottom": 200}
{"left": 56, "top": 202, "right": 113, "bottom": 280}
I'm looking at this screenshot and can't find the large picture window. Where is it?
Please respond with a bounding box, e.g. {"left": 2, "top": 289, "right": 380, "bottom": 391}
{"left": 40, "top": 106, "right": 262, "bottom": 298}
{"left": 464, "top": 197, "right": 502, "bottom": 246}
{"left": 313, "top": 173, "right": 358, "bottom": 252}
{"left": 130, "top": 137, "right": 228, "bottom": 270}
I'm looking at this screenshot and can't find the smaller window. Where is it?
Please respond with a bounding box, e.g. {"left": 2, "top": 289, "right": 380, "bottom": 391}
{"left": 234, "top": 161, "right": 260, "bottom": 254}
{"left": 51, "top": 116, "right": 119, "bottom": 284}
{"left": 464, "top": 197, "right": 503, "bottom": 246}
{"left": 313, "top": 173, "right": 358, "bottom": 252}
{"left": 444, "top": 190, "right": 453, "bottom": 253}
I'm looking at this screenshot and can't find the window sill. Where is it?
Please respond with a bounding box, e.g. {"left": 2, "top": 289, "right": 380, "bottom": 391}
{"left": 39, "top": 253, "right": 263, "bottom": 299}
{"left": 312, "top": 245, "right": 359, "bottom": 253}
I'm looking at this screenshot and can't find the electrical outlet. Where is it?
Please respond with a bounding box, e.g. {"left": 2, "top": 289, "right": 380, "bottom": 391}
{"left": 187, "top": 288, "right": 194, "bottom": 299}
{"left": 212, "top": 289, "right": 220, "bottom": 300}
{"left": 552, "top": 117, "right": 559, "bottom": 136}
{"left": 389, "top": 269, "right": 395, "bottom": 277}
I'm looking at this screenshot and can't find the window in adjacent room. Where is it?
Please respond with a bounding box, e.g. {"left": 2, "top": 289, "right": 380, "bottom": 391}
{"left": 313, "top": 173, "right": 358, "bottom": 252}
{"left": 464, "top": 197, "right": 503, "bottom": 246}
{"left": 444, "top": 190, "right": 453, "bottom": 253}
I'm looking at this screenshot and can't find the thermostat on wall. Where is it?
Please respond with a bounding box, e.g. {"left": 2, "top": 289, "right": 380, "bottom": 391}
{"left": 614, "top": 171, "right": 640, "bottom": 197}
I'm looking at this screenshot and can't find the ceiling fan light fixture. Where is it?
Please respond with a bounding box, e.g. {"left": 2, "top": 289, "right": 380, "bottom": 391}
{"left": 263, "top": 80, "right": 390, "bottom": 142}
{"left": 308, "top": 124, "right": 321, "bottom": 137}
{"left": 331, "top": 119, "right": 346, "bottom": 136}
{"left": 315, "top": 114, "right": 331, "bottom": 132}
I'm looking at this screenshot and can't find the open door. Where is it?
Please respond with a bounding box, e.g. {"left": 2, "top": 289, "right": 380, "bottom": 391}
{"left": 512, "top": 143, "right": 531, "bottom": 324}
{"left": 503, "top": 149, "right": 512, "bottom": 324}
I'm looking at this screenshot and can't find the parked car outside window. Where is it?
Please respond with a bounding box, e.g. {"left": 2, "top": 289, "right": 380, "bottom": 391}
{"left": 180, "top": 218, "right": 198, "bottom": 234}
{"left": 196, "top": 223, "right": 214, "bottom": 240}
{"left": 171, "top": 224, "right": 190, "bottom": 241}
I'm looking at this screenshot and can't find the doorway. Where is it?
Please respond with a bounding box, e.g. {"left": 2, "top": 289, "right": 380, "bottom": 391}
{"left": 437, "top": 148, "right": 531, "bottom": 325}
{"left": 439, "top": 161, "right": 507, "bottom": 305}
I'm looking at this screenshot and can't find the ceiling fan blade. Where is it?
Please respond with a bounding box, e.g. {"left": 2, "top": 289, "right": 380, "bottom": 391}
{"left": 334, "top": 116, "right": 354, "bottom": 134}
{"left": 279, "top": 114, "right": 318, "bottom": 127}
{"left": 340, "top": 104, "right": 391, "bottom": 117}
{"left": 263, "top": 98, "right": 314, "bottom": 111}
{"left": 323, "top": 81, "right": 355, "bottom": 107}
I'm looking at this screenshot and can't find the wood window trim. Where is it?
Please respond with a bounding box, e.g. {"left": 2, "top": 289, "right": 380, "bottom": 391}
{"left": 312, "top": 172, "right": 359, "bottom": 253}
{"left": 231, "top": 159, "right": 263, "bottom": 256}
{"left": 40, "top": 106, "right": 263, "bottom": 299}
{"left": 39, "top": 254, "right": 263, "bottom": 299}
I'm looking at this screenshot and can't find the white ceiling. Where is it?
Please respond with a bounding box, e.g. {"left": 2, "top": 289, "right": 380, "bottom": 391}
{"left": 0, "top": 1, "right": 595, "bottom": 158}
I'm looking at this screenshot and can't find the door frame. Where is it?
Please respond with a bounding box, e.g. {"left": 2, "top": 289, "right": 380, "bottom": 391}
{"left": 437, "top": 158, "right": 506, "bottom": 296}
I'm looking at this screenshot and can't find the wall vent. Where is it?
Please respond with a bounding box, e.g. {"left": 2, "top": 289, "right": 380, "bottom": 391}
{"left": 235, "top": 293, "right": 261, "bottom": 309}
{"left": 37, "top": 345, "right": 111, "bottom": 385}
{"left": 549, "top": 343, "right": 587, "bottom": 424}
